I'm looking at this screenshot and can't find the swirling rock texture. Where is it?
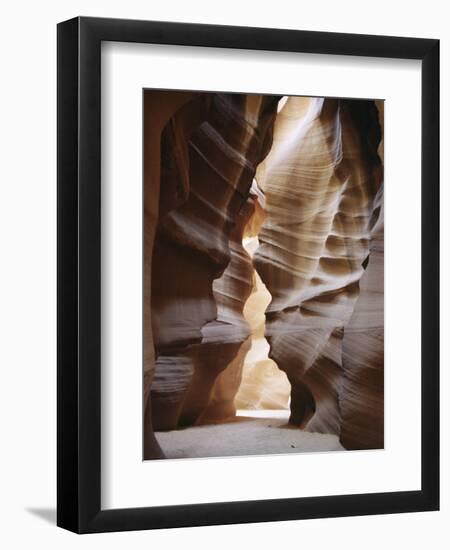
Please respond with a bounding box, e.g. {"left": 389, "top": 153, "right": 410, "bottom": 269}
{"left": 253, "top": 96, "right": 383, "bottom": 444}
{"left": 144, "top": 91, "right": 384, "bottom": 458}
{"left": 145, "top": 92, "right": 280, "bottom": 457}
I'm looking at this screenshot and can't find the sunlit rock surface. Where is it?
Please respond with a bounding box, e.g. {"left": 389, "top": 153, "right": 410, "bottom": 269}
{"left": 234, "top": 235, "right": 291, "bottom": 411}
{"left": 253, "top": 96, "right": 383, "bottom": 438}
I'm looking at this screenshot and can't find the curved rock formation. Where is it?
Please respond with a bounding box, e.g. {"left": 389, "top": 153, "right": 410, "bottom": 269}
{"left": 253, "top": 96, "right": 383, "bottom": 436}
{"left": 148, "top": 93, "right": 280, "bottom": 443}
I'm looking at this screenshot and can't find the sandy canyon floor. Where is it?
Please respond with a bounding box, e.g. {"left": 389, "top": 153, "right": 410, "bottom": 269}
{"left": 154, "top": 410, "right": 344, "bottom": 459}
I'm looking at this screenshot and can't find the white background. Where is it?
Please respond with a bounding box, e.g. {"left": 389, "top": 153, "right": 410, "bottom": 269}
{"left": 0, "top": 0, "right": 448, "bottom": 548}
{"left": 102, "top": 43, "right": 422, "bottom": 508}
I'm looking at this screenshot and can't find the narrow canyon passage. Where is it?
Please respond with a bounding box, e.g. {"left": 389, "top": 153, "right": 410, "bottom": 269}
{"left": 234, "top": 233, "right": 291, "bottom": 414}
{"left": 144, "top": 91, "right": 384, "bottom": 460}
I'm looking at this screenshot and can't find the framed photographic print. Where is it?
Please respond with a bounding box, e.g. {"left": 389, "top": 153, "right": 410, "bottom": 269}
{"left": 57, "top": 16, "right": 439, "bottom": 533}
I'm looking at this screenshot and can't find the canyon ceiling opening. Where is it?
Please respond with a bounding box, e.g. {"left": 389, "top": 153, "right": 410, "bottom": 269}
{"left": 143, "top": 90, "right": 384, "bottom": 460}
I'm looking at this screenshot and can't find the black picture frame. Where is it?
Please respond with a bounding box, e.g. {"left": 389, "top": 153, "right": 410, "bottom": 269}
{"left": 57, "top": 16, "right": 439, "bottom": 534}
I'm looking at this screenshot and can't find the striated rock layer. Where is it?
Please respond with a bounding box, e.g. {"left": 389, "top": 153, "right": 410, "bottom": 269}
{"left": 253, "top": 97, "right": 383, "bottom": 440}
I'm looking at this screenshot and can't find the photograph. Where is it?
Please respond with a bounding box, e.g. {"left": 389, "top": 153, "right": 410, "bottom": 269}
{"left": 143, "top": 90, "right": 385, "bottom": 460}
{"left": 0, "top": 0, "right": 443, "bottom": 542}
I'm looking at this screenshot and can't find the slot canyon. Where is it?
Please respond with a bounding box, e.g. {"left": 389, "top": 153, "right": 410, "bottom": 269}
{"left": 143, "top": 90, "right": 384, "bottom": 460}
